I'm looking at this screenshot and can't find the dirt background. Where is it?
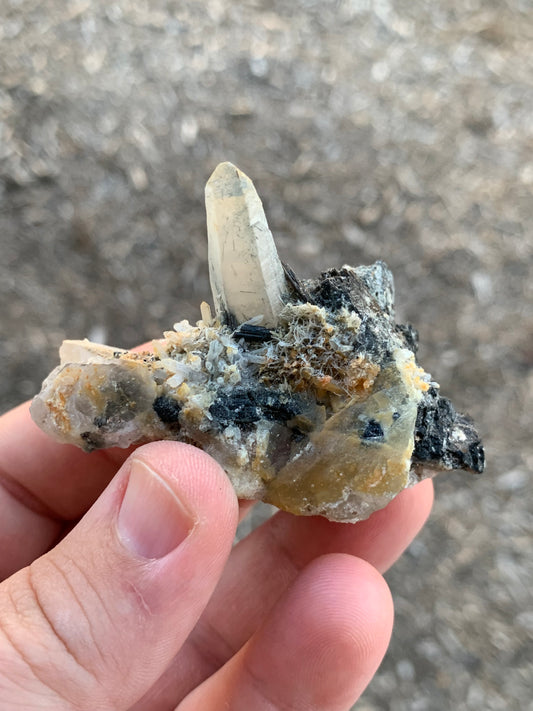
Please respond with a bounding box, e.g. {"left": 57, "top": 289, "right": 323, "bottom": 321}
{"left": 1, "top": 1, "right": 532, "bottom": 709}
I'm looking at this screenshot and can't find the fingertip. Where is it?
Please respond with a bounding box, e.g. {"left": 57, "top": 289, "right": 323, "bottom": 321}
{"left": 280, "top": 554, "right": 394, "bottom": 707}
{"left": 349, "top": 478, "right": 434, "bottom": 573}
{"left": 399, "top": 477, "right": 434, "bottom": 519}
{"left": 374, "top": 477, "right": 434, "bottom": 529}
{"left": 184, "top": 553, "right": 394, "bottom": 711}
{"left": 285, "top": 554, "right": 394, "bottom": 678}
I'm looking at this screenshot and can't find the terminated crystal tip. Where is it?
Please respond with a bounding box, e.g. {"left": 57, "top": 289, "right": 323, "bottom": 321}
{"left": 205, "top": 161, "right": 288, "bottom": 328}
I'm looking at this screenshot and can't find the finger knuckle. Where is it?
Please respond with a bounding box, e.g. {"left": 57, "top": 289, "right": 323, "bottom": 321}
{"left": 0, "top": 555, "right": 118, "bottom": 709}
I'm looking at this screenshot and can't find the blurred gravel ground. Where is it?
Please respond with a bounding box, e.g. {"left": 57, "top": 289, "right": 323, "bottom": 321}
{"left": 1, "top": 1, "right": 532, "bottom": 709}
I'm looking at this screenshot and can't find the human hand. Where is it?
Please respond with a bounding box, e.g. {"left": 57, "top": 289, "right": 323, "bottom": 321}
{"left": 0, "top": 401, "right": 433, "bottom": 710}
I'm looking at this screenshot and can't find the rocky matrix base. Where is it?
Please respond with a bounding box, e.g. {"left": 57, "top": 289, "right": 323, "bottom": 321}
{"left": 31, "top": 163, "right": 484, "bottom": 522}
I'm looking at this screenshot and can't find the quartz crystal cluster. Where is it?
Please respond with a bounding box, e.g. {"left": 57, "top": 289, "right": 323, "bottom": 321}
{"left": 31, "top": 163, "right": 484, "bottom": 522}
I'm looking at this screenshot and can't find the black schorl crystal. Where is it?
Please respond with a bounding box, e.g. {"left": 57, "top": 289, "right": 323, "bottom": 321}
{"left": 210, "top": 387, "right": 301, "bottom": 429}
{"left": 413, "top": 387, "right": 484, "bottom": 474}
{"left": 153, "top": 395, "right": 182, "bottom": 423}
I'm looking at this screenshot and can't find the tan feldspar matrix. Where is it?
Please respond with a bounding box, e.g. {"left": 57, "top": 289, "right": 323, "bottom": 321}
{"left": 31, "top": 163, "right": 484, "bottom": 522}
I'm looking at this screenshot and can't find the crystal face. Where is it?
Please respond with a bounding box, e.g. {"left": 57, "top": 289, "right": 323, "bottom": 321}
{"left": 30, "top": 162, "right": 484, "bottom": 522}
{"left": 206, "top": 161, "right": 288, "bottom": 328}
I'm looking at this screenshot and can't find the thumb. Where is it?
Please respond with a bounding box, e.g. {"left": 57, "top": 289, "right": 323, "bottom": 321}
{"left": 0, "top": 441, "right": 238, "bottom": 710}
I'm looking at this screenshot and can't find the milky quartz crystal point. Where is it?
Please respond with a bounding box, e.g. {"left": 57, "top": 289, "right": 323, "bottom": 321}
{"left": 206, "top": 162, "right": 288, "bottom": 328}
{"left": 31, "top": 162, "right": 484, "bottom": 522}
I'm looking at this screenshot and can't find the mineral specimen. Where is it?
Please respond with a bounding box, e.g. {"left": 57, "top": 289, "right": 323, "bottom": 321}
{"left": 31, "top": 162, "right": 484, "bottom": 522}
